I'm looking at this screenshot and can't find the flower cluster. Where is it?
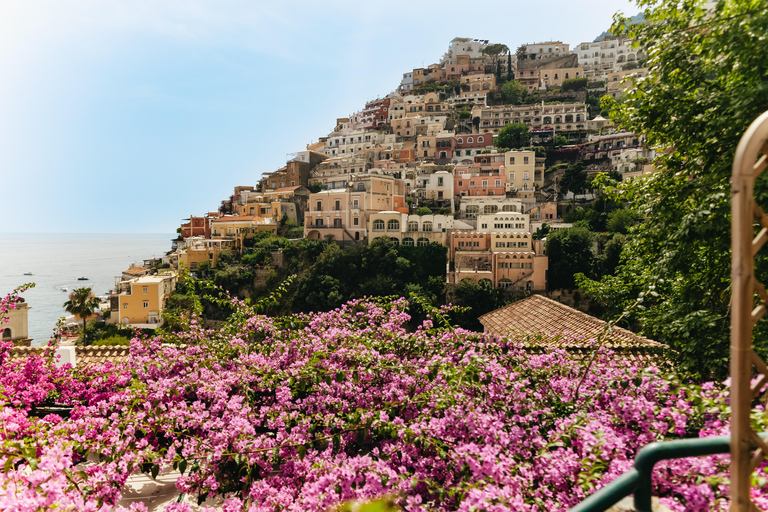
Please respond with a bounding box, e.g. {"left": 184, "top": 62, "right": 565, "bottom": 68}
{"left": 0, "top": 288, "right": 766, "bottom": 511}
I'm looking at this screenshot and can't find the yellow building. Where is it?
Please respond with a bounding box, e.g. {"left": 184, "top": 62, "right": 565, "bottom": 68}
{"left": 177, "top": 237, "right": 233, "bottom": 270}
{"left": 504, "top": 150, "right": 545, "bottom": 192}
{"left": 116, "top": 273, "right": 177, "bottom": 328}
{"left": 1, "top": 297, "right": 31, "bottom": 346}
{"left": 211, "top": 215, "right": 278, "bottom": 250}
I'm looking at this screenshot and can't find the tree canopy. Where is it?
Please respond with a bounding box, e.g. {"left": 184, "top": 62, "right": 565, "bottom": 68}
{"left": 63, "top": 287, "right": 100, "bottom": 345}
{"left": 576, "top": 0, "right": 768, "bottom": 379}
{"left": 495, "top": 123, "right": 530, "bottom": 149}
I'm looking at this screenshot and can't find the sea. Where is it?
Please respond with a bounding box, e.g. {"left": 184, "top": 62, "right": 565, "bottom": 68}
{"left": 0, "top": 233, "right": 174, "bottom": 346}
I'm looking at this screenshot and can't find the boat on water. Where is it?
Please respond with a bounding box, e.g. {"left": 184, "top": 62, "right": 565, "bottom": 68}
{"left": 23, "top": 272, "right": 33, "bottom": 276}
{"left": 78, "top": 277, "right": 89, "bottom": 281}
{"left": 61, "top": 287, "right": 68, "bottom": 292}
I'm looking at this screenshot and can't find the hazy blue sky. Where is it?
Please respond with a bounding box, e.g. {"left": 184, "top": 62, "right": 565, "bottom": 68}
{"left": 0, "top": 0, "right": 637, "bottom": 234}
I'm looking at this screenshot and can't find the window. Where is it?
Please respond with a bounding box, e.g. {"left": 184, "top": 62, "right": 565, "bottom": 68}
{"left": 142, "top": 287, "right": 148, "bottom": 295}
{"left": 353, "top": 217, "right": 359, "bottom": 226}
{"left": 316, "top": 201, "right": 322, "bottom": 211}
{"left": 387, "top": 219, "right": 400, "bottom": 231}
{"left": 315, "top": 218, "right": 324, "bottom": 227}
{"left": 335, "top": 200, "right": 340, "bottom": 211}
{"left": 495, "top": 179, "right": 501, "bottom": 187}
{"left": 403, "top": 237, "right": 415, "bottom": 246}
{"left": 123, "top": 304, "right": 128, "bottom": 309}
{"left": 478, "top": 136, "right": 484, "bottom": 143}
{"left": 467, "top": 137, "right": 473, "bottom": 143}
{"left": 143, "top": 301, "right": 149, "bottom": 309}
{"left": 437, "top": 177, "right": 444, "bottom": 186}
{"left": 523, "top": 156, "right": 529, "bottom": 164}
{"left": 373, "top": 219, "right": 385, "bottom": 231}
{"left": 417, "top": 237, "right": 430, "bottom": 247}
{"left": 408, "top": 221, "right": 418, "bottom": 231}
{"left": 423, "top": 221, "right": 433, "bottom": 232}
{"left": 482, "top": 180, "right": 488, "bottom": 188}
{"left": 509, "top": 157, "right": 515, "bottom": 165}
{"left": 334, "top": 218, "right": 342, "bottom": 228}
{"left": 523, "top": 172, "right": 530, "bottom": 180}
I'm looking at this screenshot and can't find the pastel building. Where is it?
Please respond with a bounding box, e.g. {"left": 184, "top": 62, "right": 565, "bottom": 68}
{"left": 1, "top": 297, "right": 31, "bottom": 346}
{"left": 504, "top": 150, "right": 545, "bottom": 192}
{"left": 454, "top": 161, "right": 507, "bottom": 197}
{"left": 367, "top": 213, "right": 474, "bottom": 246}
{"left": 114, "top": 273, "right": 177, "bottom": 328}
{"left": 304, "top": 174, "right": 407, "bottom": 243}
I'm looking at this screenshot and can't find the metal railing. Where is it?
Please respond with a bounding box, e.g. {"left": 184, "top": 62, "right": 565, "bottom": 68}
{"left": 571, "top": 110, "right": 768, "bottom": 512}
{"left": 569, "top": 433, "right": 767, "bottom": 512}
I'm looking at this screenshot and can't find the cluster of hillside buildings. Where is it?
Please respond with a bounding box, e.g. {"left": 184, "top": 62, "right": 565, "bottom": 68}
{"left": 104, "top": 36, "right": 655, "bottom": 329}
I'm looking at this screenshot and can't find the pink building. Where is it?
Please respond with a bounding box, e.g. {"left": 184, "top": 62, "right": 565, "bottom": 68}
{"left": 454, "top": 162, "right": 507, "bottom": 197}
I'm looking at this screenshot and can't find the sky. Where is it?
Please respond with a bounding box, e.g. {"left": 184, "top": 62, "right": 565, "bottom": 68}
{"left": 0, "top": 0, "right": 637, "bottom": 234}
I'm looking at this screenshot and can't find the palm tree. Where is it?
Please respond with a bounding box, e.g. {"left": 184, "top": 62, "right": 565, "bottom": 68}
{"left": 63, "top": 287, "right": 100, "bottom": 345}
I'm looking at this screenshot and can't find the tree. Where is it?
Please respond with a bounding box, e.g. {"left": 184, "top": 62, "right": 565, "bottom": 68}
{"left": 495, "top": 122, "right": 530, "bottom": 149}
{"left": 64, "top": 287, "right": 100, "bottom": 345}
{"left": 558, "top": 163, "right": 589, "bottom": 195}
{"left": 507, "top": 52, "right": 513, "bottom": 81}
{"left": 501, "top": 80, "right": 528, "bottom": 105}
{"left": 546, "top": 227, "right": 595, "bottom": 290}
{"left": 576, "top": 0, "right": 768, "bottom": 379}
{"left": 414, "top": 206, "right": 432, "bottom": 216}
{"left": 481, "top": 43, "right": 509, "bottom": 67}
{"left": 561, "top": 77, "right": 589, "bottom": 91}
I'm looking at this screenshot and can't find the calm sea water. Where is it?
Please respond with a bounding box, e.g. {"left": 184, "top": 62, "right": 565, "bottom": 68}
{"left": 0, "top": 233, "right": 173, "bottom": 345}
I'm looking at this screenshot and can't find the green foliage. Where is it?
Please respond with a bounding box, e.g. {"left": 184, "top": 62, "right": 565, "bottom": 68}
{"left": 546, "top": 227, "right": 595, "bottom": 290}
{"left": 63, "top": 287, "right": 100, "bottom": 345}
{"left": 414, "top": 206, "right": 432, "bottom": 216}
{"left": 554, "top": 135, "right": 568, "bottom": 147}
{"left": 558, "top": 163, "right": 589, "bottom": 195}
{"left": 92, "top": 335, "right": 131, "bottom": 346}
{"left": 495, "top": 123, "right": 530, "bottom": 149}
{"left": 561, "top": 77, "right": 589, "bottom": 91}
{"left": 481, "top": 43, "right": 509, "bottom": 62}
{"left": 576, "top": 0, "right": 768, "bottom": 379}
{"left": 458, "top": 110, "right": 471, "bottom": 119}
{"left": 606, "top": 208, "right": 639, "bottom": 234}
{"left": 450, "top": 278, "right": 506, "bottom": 330}
{"left": 308, "top": 182, "right": 323, "bottom": 193}
{"left": 500, "top": 80, "right": 528, "bottom": 105}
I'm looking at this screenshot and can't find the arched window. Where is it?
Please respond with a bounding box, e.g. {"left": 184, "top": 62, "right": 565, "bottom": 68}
{"left": 390, "top": 237, "right": 400, "bottom": 245}
{"left": 457, "top": 138, "right": 463, "bottom": 143}
{"left": 422, "top": 221, "right": 433, "bottom": 232}
{"left": 408, "top": 221, "right": 418, "bottom": 231}
{"left": 467, "top": 137, "right": 474, "bottom": 143}
{"left": 484, "top": 205, "right": 497, "bottom": 214}
{"left": 387, "top": 219, "right": 400, "bottom": 231}
{"left": 1, "top": 328, "right": 11, "bottom": 340}
{"left": 478, "top": 136, "right": 484, "bottom": 143}
{"left": 417, "top": 237, "right": 430, "bottom": 246}
{"left": 373, "top": 219, "right": 385, "bottom": 231}
{"left": 402, "top": 237, "right": 415, "bottom": 246}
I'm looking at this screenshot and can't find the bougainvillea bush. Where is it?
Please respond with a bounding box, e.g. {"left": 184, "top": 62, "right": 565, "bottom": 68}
{"left": 1, "top": 284, "right": 767, "bottom": 511}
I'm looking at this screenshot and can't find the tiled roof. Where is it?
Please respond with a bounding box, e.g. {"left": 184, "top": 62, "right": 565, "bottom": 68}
{"left": 8, "top": 346, "right": 131, "bottom": 368}
{"left": 211, "top": 215, "right": 259, "bottom": 223}
{"left": 478, "top": 294, "right": 665, "bottom": 359}
{"left": 264, "top": 186, "right": 301, "bottom": 193}
{"left": 123, "top": 266, "right": 148, "bottom": 275}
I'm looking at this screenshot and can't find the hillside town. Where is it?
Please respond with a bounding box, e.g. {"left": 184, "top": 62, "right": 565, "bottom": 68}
{"left": 101, "top": 36, "right": 649, "bottom": 325}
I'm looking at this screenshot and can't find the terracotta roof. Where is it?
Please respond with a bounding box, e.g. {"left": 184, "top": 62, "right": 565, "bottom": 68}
{"left": 123, "top": 266, "right": 148, "bottom": 275}
{"left": 7, "top": 346, "right": 131, "bottom": 368}
{"left": 478, "top": 294, "right": 665, "bottom": 360}
{"left": 211, "top": 215, "right": 259, "bottom": 223}
{"left": 264, "top": 186, "right": 301, "bottom": 193}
